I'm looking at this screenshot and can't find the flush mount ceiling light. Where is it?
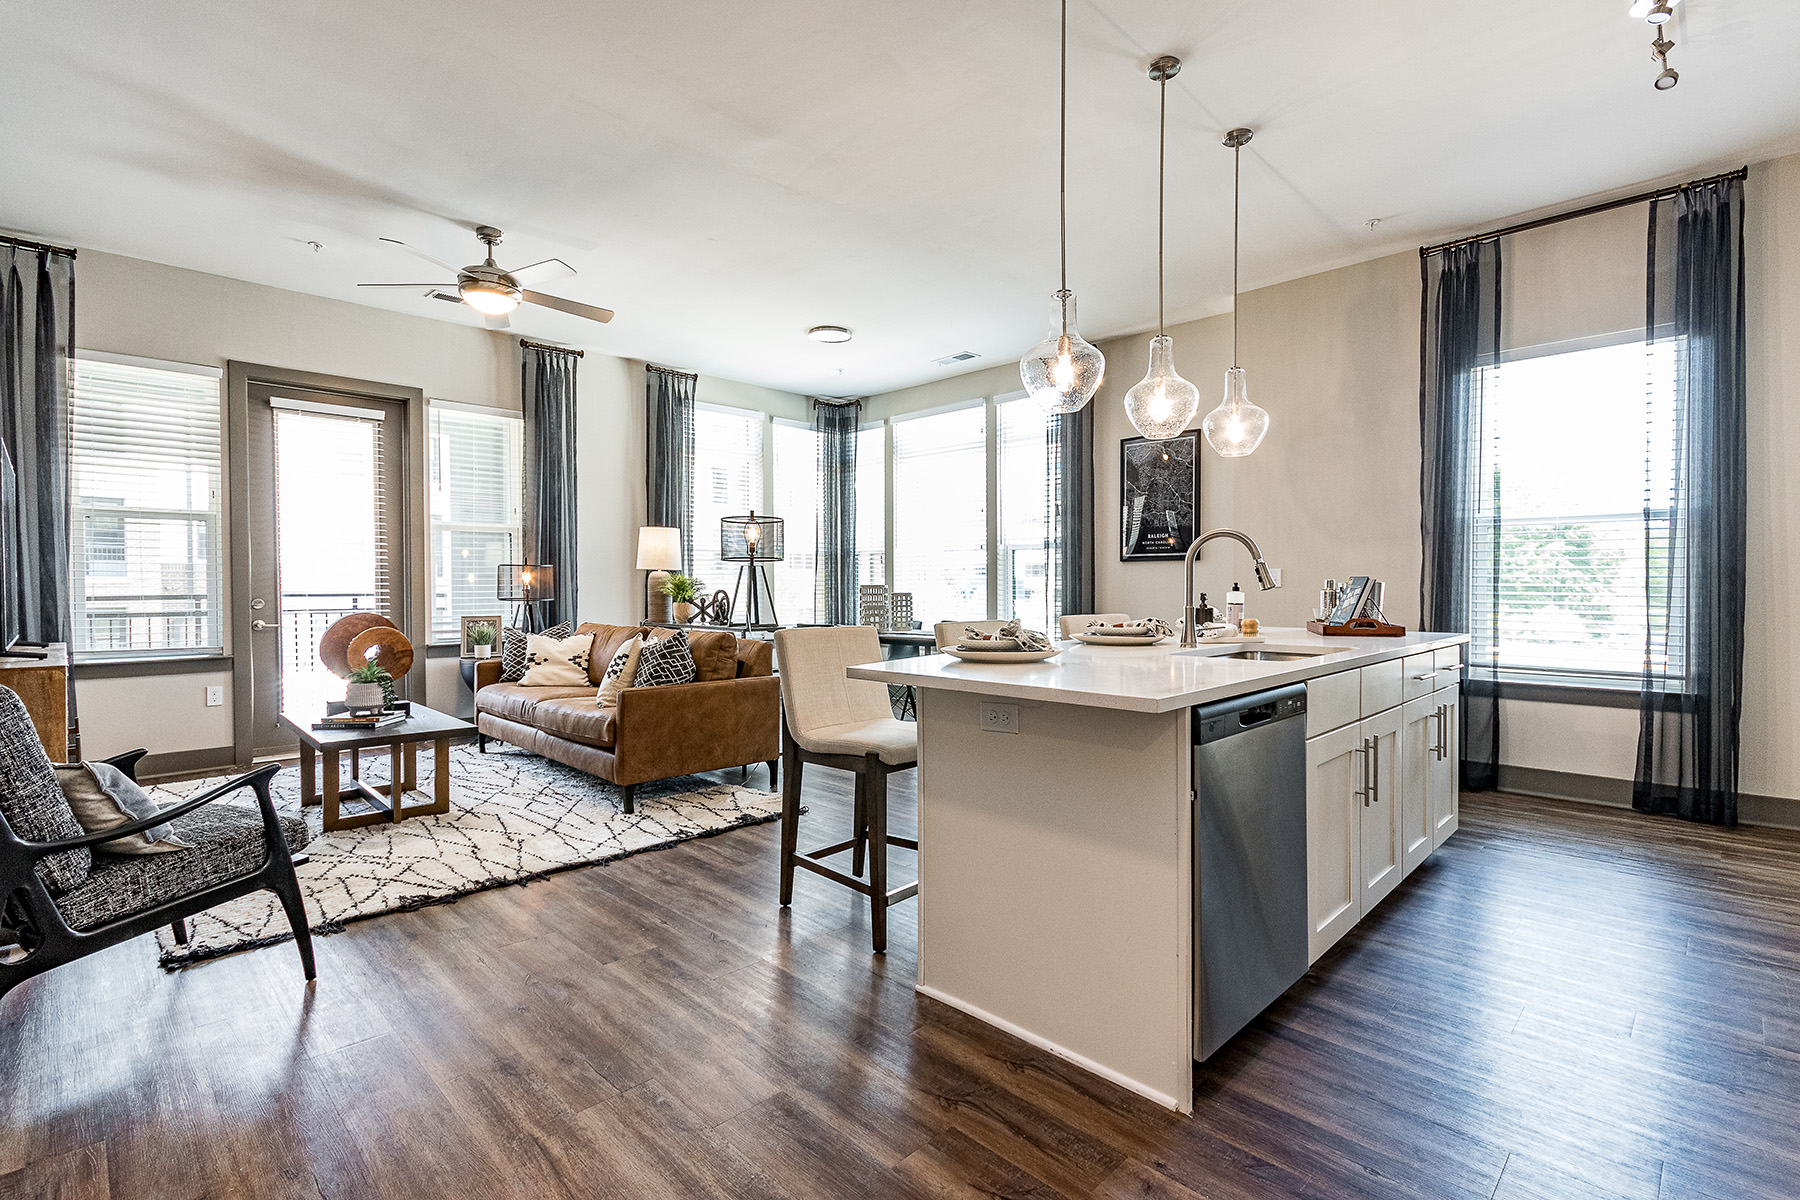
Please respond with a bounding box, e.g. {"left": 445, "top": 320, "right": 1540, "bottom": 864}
{"left": 1122, "top": 55, "right": 1201, "bottom": 441}
{"left": 1628, "top": 0, "right": 1681, "bottom": 21}
{"left": 1200, "top": 128, "right": 1272, "bottom": 459}
{"left": 1019, "top": 0, "right": 1106, "bottom": 415}
{"left": 807, "top": 325, "right": 853, "bottom": 343}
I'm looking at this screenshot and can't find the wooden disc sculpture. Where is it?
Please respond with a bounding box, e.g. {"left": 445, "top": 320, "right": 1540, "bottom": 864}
{"left": 318, "top": 612, "right": 399, "bottom": 678}
{"left": 346, "top": 626, "right": 415, "bottom": 678}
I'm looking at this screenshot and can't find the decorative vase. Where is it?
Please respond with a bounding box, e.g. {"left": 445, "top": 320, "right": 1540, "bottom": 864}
{"left": 673, "top": 602, "right": 695, "bottom": 623}
{"left": 345, "top": 682, "right": 385, "bottom": 711}
{"left": 474, "top": 643, "right": 492, "bottom": 659}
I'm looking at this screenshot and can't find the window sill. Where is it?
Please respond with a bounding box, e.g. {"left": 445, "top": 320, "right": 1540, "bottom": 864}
{"left": 1466, "top": 672, "right": 1642, "bottom": 709}
{"left": 73, "top": 654, "right": 233, "bottom": 680}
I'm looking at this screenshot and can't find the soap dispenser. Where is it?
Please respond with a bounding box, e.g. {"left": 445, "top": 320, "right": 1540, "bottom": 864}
{"left": 1226, "top": 582, "right": 1246, "bottom": 628}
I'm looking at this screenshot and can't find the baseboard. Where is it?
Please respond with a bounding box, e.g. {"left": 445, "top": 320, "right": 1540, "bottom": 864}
{"left": 134, "top": 746, "right": 241, "bottom": 782}
{"left": 1497, "top": 765, "right": 1800, "bottom": 830}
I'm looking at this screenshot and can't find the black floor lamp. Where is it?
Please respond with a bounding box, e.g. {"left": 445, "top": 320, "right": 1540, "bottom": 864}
{"left": 497, "top": 562, "right": 555, "bottom": 633}
{"left": 722, "top": 512, "right": 782, "bottom": 628}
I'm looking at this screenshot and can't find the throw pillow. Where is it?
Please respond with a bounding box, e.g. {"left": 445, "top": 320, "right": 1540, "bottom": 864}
{"left": 501, "top": 622, "right": 571, "bottom": 682}
{"left": 53, "top": 762, "right": 193, "bottom": 855}
{"left": 632, "top": 629, "right": 698, "bottom": 688}
{"left": 520, "top": 631, "right": 596, "bottom": 686}
{"left": 596, "top": 635, "right": 644, "bottom": 707}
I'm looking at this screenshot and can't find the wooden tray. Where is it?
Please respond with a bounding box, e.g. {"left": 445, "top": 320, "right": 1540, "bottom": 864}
{"left": 1306, "top": 618, "right": 1408, "bottom": 638}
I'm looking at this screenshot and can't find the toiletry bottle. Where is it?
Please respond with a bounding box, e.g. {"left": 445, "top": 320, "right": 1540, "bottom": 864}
{"left": 1226, "top": 582, "right": 1246, "bottom": 628}
{"left": 1195, "top": 592, "right": 1215, "bottom": 627}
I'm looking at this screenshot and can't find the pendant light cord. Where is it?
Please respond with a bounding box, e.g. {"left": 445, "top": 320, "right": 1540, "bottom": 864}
{"left": 1232, "top": 141, "right": 1241, "bottom": 367}
{"left": 1059, "top": 0, "right": 1068, "bottom": 301}
{"left": 1157, "top": 71, "right": 1166, "bottom": 339}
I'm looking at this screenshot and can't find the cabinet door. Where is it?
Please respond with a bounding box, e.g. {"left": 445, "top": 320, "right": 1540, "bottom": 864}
{"left": 1359, "top": 706, "right": 1403, "bottom": 914}
{"left": 1399, "top": 695, "right": 1435, "bottom": 876}
{"left": 1305, "top": 722, "right": 1362, "bottom": 963}
{"left": 1431, "top": 684, "right": 1461, "bottom": 847}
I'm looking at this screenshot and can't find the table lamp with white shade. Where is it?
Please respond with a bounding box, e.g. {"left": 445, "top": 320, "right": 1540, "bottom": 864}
{"left": 637, "top": 526, "right": 683, "bottom": 623}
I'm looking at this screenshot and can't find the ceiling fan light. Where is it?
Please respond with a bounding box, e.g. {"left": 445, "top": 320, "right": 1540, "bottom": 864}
{"left": 808, "top": 325, "right": 853, "bottom": 343}
{"left": 461, "top": 280, "right": 521, "bottom": 315}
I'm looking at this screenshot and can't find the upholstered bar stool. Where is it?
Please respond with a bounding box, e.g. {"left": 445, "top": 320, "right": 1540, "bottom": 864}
{"left": 772, "top": 626, "right": 918, "bottom": 953}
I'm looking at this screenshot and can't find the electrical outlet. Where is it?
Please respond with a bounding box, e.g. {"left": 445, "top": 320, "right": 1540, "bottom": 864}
{"left": 979, "top": 701, "right": 1019, "bottom": 734}
{"left": 205, "top": 685, "right": 224, "bottom": 707}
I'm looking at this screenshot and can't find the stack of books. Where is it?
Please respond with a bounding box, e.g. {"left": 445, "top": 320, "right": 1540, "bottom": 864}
{"left": 313, "top": 710, "right": 405, "bottom": 731}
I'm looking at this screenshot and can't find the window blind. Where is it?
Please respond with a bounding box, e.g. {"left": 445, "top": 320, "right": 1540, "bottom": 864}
{"left": 1467, "top": 338, "right": 1683, "bottom": 683}
{"left": 997, "top": 395, "right": 1055, "bottom": 632}
{"left": 771, "top": 419, "right": 820, "bottom": 624}
{"left": 855, "top": 425, "right": 886, "bottom": 592}
{"left": 692, "top": 404, "right": 764, "bottom": 604}
{"left": 69, "top": 357, "right": 223, "bottom": 655}
{"left": 428, "top": 405, "right": 523, "bottom": 641}
{"left": 892, "top": 404, "right": 987, "bottom": 625}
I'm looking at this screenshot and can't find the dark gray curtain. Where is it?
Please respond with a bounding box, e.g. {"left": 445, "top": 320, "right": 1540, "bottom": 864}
{"left": 646, "top": 365, "right": 696, "bottom": 573}
{"left": 1052, "top": 405, "right": 1094, "bottom": 616}
{"left": 813, "top": 398, "right": 860, "bottom": 625}
{"left": 1420, "top": 239, "right": 1502, "bottom": 792}
{"left": 0, "top": 240, "right": 74, "bottom": 647}
{"left": 523, "top": 344, "right": 580, "bottom": 628}
{"left": 1634, "top": 176, "right": 1747, "bottom": 826}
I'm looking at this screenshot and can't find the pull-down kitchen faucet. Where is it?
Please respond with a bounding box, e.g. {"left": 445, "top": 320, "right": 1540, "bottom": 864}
{"left": 1181, "top": 528, "right": 1279, "bottom": 647}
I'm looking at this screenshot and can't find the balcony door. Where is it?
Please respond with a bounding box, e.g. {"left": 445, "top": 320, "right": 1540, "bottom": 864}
{"left": 230, "top": 366, "right": 424, "bottom": 759}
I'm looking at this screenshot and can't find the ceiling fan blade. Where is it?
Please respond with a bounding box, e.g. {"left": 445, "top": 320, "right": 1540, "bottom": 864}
{"left": 484, "top": 313, "right": 511, "bottom": 330}
{"left": 507, "top": 258, "right": 576, "bottom": 286}
{"left": 378, "top": 236, "right": 462, "bottom": 275}
{"left": 522, "top": 289, "right": 614, "bottom": 324}
{"left": 357, "top": 282, "right": 454, "bottom": 289}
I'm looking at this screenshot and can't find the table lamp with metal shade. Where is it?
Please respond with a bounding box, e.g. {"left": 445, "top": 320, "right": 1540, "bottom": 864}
{"left": 496, "top": 562, "right": 555, "bottom": 633}
{"left": 636, "top": 526, "right": 683, "bottom": 623}
{"left": 722, "top": 512, "right": 783, "bottom": 628}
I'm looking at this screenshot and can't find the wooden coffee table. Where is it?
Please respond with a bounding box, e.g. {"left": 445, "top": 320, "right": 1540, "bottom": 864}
{"left": 283, "top": 704, "right": 476, "bottom": 832}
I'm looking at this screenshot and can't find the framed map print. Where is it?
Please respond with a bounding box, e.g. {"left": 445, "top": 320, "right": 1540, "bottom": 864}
{"left": 1120, "top": 432, "right": 1198, "bottom": 561}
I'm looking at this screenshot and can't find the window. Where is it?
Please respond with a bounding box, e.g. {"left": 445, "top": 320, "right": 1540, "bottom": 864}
{"left": 770, "top": 419, "right": 820, "bottom": 624}
{"left": 892, "top": 405, "right": 988, "bottom": 625}
{"left": 856, "top": 424, "right": 886, "bottom": 592}
{"left": 428, "top": 404, "right": 523, "bottom": 642}
{"left": 1470, "top": 337, "right": 1679, "bottom": 681}
{"left": 692, "top": 404, "right": 764, "bottom": 606}
{"left": 997, "top": 394, "right": 1056, "bottom": 632}
{"left": 69, "top": 354, "right": 223, "bottom": 656}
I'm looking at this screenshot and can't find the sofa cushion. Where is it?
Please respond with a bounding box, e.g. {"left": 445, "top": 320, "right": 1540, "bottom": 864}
{"left": 55, "top": 802, "right": 309, "bottom": 933}
{"left": 0, "top": 686, "right": 90, "bottom": 896}
{"left": 577, "top": 623, "right": 650, "bottom": 685}
{"left": 520, "top": 631, "right": 596, "bottom": 686}
{"left": 686, "top": 631, "right": 739, "bottom": 683}
{"left": 634, "top": 629, "right": 698, "bottom": 688}
{"left": 596, "top": 636, "right": 644, "bottom": 707}
{"left": 501, "top": 622, "right": 572, "bottom": 682}
{"left": 795, "top": 718, "right": 919, "bottom": 767}
{"left": 735, "top": 639, "right": 774, "bottom": 678}
{"left": 475, "top": 683, "right": 596, "bottom": 724}
{"left": 529, "top": 697, "right": 618, "bottom": 749}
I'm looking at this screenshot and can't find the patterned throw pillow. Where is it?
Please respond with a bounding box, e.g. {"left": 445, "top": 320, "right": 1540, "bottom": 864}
{"left": 632, "top": 629, "right": 698, "bottom": 688}
{"left": 501, "top": 622, "right": 571, "bottom": 682}
{"left": 520, "top": 631, "right": 596, "bottom": 686}
{"left": 596, "top": 636, "right": 643, "bottom": 707}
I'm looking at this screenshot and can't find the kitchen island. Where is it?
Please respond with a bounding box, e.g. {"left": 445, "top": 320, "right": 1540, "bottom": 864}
{"left": 847, "top": 627, "right": 1470, "bottom": 1113}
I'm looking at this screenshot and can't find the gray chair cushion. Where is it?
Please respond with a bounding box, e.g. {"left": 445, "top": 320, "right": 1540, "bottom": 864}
{"left": 54, "top": 803, "right": 309, "bottom": 933}
{"left": 0, "top": 686, "right": 90, "bottom": 896}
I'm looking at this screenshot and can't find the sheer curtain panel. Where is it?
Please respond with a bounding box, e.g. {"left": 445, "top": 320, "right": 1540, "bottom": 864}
{"left": 523, "top": 344, "right": 580, "bottom": 628}
{"left": 1634, "top": 176, "right": 1747, "bottom": 826}
{"left": 647, "top": 365, "right": 696, "bottom": 573}
{"left": 1419, "top": 239, "right": 1502, "bottom": 792}
{"left": 0, "top": 239, "right": 74, "bottom": 646}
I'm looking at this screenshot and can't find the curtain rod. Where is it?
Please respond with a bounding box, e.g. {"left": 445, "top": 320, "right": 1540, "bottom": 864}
{"left": 809, "top": 396, "right": 864, "bottom": 407}
{"left": 0, "top": 232, "right": 77, "bottom": 257}
{"left": 646, "top": 363, "right": 697, "bottom": 379}
{"left": 518, "top": 339, "right": 583, "bottom": 358}
{"left": 1420, "top": 165, "right": 1748, "bottom": 258}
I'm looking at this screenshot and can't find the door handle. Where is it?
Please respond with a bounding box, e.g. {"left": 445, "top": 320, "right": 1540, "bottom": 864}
{"left": 251, "top": 619, "right": 272, "bottom": 631}
{"left": 1360, "top": 736, "right": 1373, "bottom": 806}
{"left": 1370, "top": 734, "right": 1380, "bottom": 805}
{"left": 1411, "top": 672, "right": 1437, "bottom": 681}
{"left": 1435, "top": 704, "right": 1448, "bottom": 759}
{"left": 1353, "top": 739, "right": 1367, "bottom": 806}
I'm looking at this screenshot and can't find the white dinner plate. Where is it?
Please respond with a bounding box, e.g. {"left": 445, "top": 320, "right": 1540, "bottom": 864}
{"left": 943, "top": 647, "right": 1061, "bottom": 663}
{"left": 1073, "top": 632, "right": 1166, "bottom": 646}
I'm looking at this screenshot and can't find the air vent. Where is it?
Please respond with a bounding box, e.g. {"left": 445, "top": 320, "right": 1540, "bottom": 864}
{"left": 932, "top": 351, "right": 980, "bottom": 366}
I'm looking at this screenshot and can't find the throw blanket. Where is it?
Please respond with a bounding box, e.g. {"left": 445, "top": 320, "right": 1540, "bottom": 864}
{"left": 957, "top": 619, "right": 1052, "bottom": 652}
{"left": 1083, "top": 617, "right": 1175, "bottom": 638}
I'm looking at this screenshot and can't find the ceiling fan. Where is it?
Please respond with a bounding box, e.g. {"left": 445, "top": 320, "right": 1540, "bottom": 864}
{"left": 358, "top": 225, "right": 614, "bottom": 329}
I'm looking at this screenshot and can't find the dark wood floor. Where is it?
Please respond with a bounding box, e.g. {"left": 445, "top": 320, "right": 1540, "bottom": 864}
{"left": 4, "top": 769, "right": 1800, "bottom": 1200}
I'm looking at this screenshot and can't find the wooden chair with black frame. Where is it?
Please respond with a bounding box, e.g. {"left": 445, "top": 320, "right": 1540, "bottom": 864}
{"left": 772, "top": 625, "right": 918, "bottom": 953}
{"left": 0, "top": 686, "right": 315, "bottom": 1001}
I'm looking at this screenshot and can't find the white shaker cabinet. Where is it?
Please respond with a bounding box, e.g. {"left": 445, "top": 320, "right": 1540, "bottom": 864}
{"left": 1358, "top": 705, "right": 1403, "bottom": 913}
{"left": 1305, "top": 721, "right": 1362, "bottom": 962}
{"left": 1432, "top": 683, "right": 1462, "bottom": 847}
{"left": 1400, "top": 694, "right": 1438, "bottom": 875}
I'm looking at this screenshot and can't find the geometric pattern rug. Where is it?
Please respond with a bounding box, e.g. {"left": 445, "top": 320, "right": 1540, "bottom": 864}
{"left": 148, "top": 743, "right": 781, "bottom": 970}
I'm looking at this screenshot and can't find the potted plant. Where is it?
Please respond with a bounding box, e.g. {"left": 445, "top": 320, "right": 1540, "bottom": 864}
{"left": 659, "top": 573, "right": 703, "bottom": 623}
{"left": 468, "top": 622, "right": 496, "bottom": 659}
{"left": 346, "top": 661, "right": 393, "bottom": 713}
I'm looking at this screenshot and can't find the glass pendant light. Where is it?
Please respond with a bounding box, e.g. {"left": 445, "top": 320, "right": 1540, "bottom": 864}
{"left": 1201, "top": 128, "right": 1271, "bottom": 457}
{"left": 1020, "top": 0, "right": 1105, "bottom": 414}
{"left": 1124, "top": 56, "right": 1200, "bottom": 441}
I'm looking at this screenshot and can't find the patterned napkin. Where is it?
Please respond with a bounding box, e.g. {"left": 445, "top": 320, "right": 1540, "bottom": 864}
{"left": 1082, "top": 617, "right": 1174, "bottom": 638}
{"left": 956, "top": 619, "right": 1052, "bottom": 652}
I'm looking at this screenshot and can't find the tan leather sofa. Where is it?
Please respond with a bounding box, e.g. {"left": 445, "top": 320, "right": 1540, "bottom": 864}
{"left": 473, "top": 623, "right": 780, "bottom": 813}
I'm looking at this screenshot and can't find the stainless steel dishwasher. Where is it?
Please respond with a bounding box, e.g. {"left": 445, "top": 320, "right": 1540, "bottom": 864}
{"left": 1192, "top": 682, "right": 1308, "bottom": 1060}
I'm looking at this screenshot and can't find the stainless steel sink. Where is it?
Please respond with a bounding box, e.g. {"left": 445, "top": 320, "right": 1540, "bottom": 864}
{"left": 1222, "top": 650, "right": 1327, "bottom": 662}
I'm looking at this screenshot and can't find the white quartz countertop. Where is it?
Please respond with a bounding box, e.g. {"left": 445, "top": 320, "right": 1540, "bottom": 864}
{"left": 846, "top": 627, "right": 1472, "bottom": 713}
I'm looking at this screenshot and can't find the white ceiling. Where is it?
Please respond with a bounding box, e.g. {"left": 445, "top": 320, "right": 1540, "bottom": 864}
{"left": 5, "top": 1, "right": 1797, "bottom": 396}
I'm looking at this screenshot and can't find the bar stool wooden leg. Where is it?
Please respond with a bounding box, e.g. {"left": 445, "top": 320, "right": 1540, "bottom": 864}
{"left": 852, "top": 770, "right": 868, "bottom": 878}
{"left": 867, "top": 752, "right": 890, "bottom": 954}
{"left": 779, "top": 727, "right": 803, "bottom": 906}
